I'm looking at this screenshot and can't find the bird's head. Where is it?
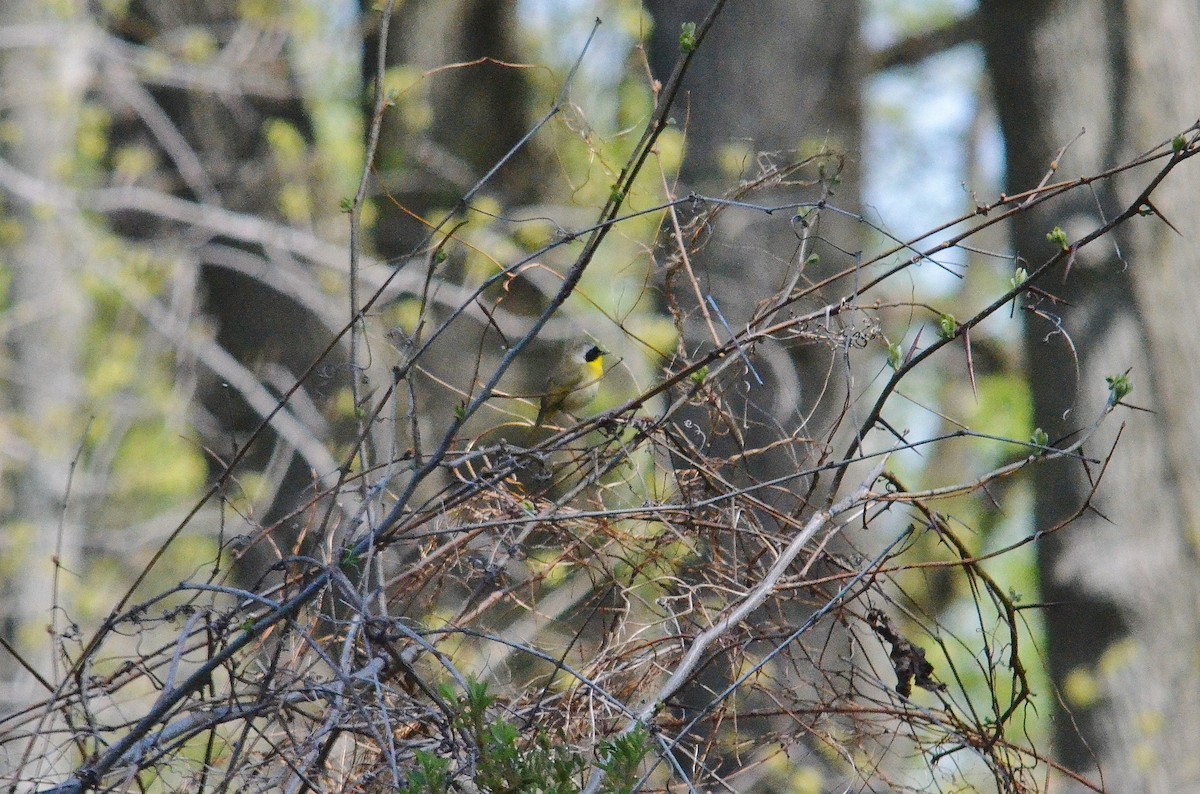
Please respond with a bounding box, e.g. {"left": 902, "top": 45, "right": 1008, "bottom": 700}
{"left": 577, "top": 343, "right": 605, "bottom": 378}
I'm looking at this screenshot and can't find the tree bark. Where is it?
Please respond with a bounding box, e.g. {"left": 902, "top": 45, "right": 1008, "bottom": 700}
{"left": 109, "top": 1, "right": 345, "bottom": 549}
{"left": 643, "top": 2, "right": 863, "bottom": 785}
{"left": 646, "top": 0, "right": 863, "bottom": 469}
{"left": 365, "top": 0, "right": 535, "bottom": 256}
{"left": 0, "top": 0, "right": 90, "bottom": 701}
{"left": 981, "top": 1, "right": 1200, "bottom": 790}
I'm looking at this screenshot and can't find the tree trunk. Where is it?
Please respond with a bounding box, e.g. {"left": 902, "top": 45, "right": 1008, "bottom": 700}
{"left": 646, "top": 0, "right": 863, "bottom": 478}
{"left": 0, "top": 0, "right": 90, "bottom": 701}
{"left": 644, "top": 2, "right": 863, "bottom": 786}
{"left": 365, "top": 0, "right": 535, "bottom": 256}
{"left": 108, "top": 1, "right": 344, "bottom": 555}
{"left": 981, "top": 1, "right": 1200, "bottom": 790}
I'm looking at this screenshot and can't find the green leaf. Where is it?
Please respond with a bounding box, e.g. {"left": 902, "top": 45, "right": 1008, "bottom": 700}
{"left": 679, "top": 22, "right": 698, "bottom": 53}
{"left": 1046, "top": 226, "right": 1069, "bottom": 250}
{"left": 936, "top": 313, "right": 957, "bottom": 341}
{"left": 1105, "top": 373, "right": 1132, "bottom": 403}
{"left": 887, "top": 341, "right": 902, "bottom": 371}
{"left": 598, "top": 727, "right": 650, "bottom": 792}
{"left": 464, "top": 677, "right": 494, "bottom": 713}
{"left": 399, "top": 750, "right": 451, "bottom": 794}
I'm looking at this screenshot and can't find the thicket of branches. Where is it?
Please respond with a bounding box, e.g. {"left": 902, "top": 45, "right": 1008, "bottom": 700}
{"left": 3, "top": 6, "right": 1198, "bottom": 794}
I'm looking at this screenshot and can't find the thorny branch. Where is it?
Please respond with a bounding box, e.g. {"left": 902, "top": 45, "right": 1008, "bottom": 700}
{"left": 3, "top": 2, "right": 1198, "bottom": 792}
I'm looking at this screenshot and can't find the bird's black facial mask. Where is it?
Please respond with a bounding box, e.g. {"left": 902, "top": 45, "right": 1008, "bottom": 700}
{"left": 585, "top": 346, "right": 603, "bottom": 362}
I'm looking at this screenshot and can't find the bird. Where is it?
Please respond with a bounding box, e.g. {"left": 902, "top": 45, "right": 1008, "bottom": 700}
{"left": 534, "top": 342, "right": 605, "bottom": 428}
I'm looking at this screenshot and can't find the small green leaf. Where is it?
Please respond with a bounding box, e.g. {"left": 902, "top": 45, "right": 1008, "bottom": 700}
{"left": 454, "top": 402, "right": 466, "bottom": 421}
{"left": 1106, "top": 373, "right": 1132, "bottom": 403}
{"left": 1030, "top": 427, "right": 1049, "bottom": 448}
{"left": 400, "top": 750, "right": 450, "bottom": 793}
{"left": 887, "top": 341, "right": 902, "bottom": 371}
{"left": 1172, "top": 135, "right": 1186, "bottom": 153}
{"left": 1046, "top": 226, "right": 1069, "bottom": 251}
{"left": 679, "top": 22, "right": 698, "bottom": 53}
{"left": 936, "top": 313, "right": 957, "bottom": 341}
{"left": 464, "top": 677, "right": 494, "bottom": 713}
{"left": 339, "top": 196, "right": 354, "bottom": 213}
{"left": 435, "top": 248, "right": 448, "bottom": 263}
{"left": 1010, "top": 266, "right": 1028, "bottom": 289}
{"left": 599, "top": 726, "right": 650, "bottom": 788}
{"left": 489, "top": 720, "right": 518, "bottom": 745}
{"left": 690, "top": 364, "right": 709, "bottom": 386}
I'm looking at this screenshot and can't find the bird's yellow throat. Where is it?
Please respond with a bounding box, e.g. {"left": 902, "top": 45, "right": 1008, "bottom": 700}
{"left": 585, "top": 354, "right": 603, "bottom": 381}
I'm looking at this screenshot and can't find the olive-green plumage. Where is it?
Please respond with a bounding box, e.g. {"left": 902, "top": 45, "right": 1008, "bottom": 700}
{"left": 534, "top": 343, "right": 605, "bottom": 428}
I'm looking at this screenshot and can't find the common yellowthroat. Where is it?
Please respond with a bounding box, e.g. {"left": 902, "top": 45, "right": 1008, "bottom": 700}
{"left": 534, "top": 342, "right": 605, "bottom": 428}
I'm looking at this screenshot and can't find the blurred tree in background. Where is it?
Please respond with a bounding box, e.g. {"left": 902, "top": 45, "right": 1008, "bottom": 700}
{"left": 0, "top": 1, "right": 1197, "bottom": 792}
{"left": 979, "top": 1, "right": 1200, "bottom": 790}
